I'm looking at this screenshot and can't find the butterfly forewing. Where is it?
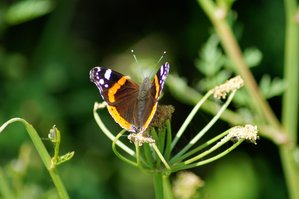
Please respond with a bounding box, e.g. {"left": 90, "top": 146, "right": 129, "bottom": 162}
{"left": 90, "top": 67, "right": 138, "bottom": 104}
{"left": 90, "top": 67, "right": 140, "bottom": 131}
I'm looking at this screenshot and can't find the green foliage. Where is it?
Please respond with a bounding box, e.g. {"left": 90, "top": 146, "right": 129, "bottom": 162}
{"left": 243, "top": 48, "right": 263, "bottom": 68}
{"left": 4, "top": 0, "right": 54, "bottom": 25}
{"left": 193, "top": 33, "right": 286, "bottom": 122}
{"left": 260, "top": 75, "right": 286, "bottom": 99}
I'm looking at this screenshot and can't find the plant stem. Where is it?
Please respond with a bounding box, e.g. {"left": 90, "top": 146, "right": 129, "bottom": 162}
{"left": 164, "top": 120, "right": 172, "bottom": 160}
{"left": 175, "top": 130, "right": 229, "bottom": 163}
{"left": 162, "top": 174, "right": 174, "bottom": 199}
{"left": 112, "top": 130, "right": 137, "bottom": 167}
{"left": 153, "top": 173, "right": 164, "bottom": 199}
{"left": 171, "top": 140, "right": 242, "bottom": 172}
{"left": 153, "top": 173, "right": 174, "bottom": 199}
{"left": 171, "top": 90, "right": 213, "bottom": 150}
{"left": 150, "top": 143, "right": 171, "bottom": 170}
{"left": 0, "top": 118, "right": 70, "bottom": 199}
{"left": 282, "top": 0, "right": 299, "bottom": 144}
{"left": 280, "top": 0, "right": 299, "bottom": 198}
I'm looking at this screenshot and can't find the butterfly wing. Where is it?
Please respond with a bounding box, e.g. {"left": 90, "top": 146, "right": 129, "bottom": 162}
{"left": 154, "top": 62, "right": 170, "bottom": 98}
{"left": 90, "top": 67, "right": 140, "bottom": 132}
{"left": 139, "top": 63, "right": 170, "bottom": 131}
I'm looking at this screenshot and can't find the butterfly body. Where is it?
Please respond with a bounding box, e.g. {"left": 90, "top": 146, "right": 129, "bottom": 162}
{"left": 90, "top": 63, "right": 170, "bottom": 133}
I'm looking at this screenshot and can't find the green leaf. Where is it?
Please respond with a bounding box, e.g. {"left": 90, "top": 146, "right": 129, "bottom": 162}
{"left": 260, "top": 75, "right": 286, "bottom": 99}
{"left": 195, "top": 34, "right": 224, "bottom": 76}
{"left": 243, "top": 48, "right": 263, "bottom": 68}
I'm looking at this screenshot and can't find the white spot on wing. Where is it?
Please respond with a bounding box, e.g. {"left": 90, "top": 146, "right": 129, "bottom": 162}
{"left": 99, "top": 79, "right": 104, "bottom": 85}
{"left": 160, "top": 66, "right": 164, "bottom": 76}
{"left": 104, "top": 69, "right": 112, "bottom": 80}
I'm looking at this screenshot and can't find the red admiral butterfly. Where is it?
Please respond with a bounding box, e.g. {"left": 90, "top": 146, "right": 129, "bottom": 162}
{"left": 90, "top": 63, "right": 170, "bottom": 133}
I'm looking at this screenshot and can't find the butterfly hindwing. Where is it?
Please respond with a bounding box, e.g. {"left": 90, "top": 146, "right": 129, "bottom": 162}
{"left": 139, "top": 63, "right": 170, "bottom": 130}
{"left": 154, "top": 62, "right": 170, "bottom": 98}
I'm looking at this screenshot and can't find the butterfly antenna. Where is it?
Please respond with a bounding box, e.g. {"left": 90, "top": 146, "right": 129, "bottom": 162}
{"left": 131, "top": 49, "right": 146, "bottom": 79}
{"left": 149, "top": 51, "right": 167, "bottom": 78}
{"left": 131, "top": 49, "right": 139, "bottom": 65}
{"left": 156, "top": 51, "right": 167, "bottom": 67}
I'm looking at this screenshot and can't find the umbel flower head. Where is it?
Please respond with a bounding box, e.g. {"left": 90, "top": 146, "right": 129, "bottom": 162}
{"left": 228, "top": 124, "right": 259, "bottom": 144}
{"left": 212, "top": 75, "right": 244, "bottom": 99}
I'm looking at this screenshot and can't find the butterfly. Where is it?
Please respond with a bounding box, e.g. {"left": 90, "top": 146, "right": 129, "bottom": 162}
{"left": 89, "top": 63, "right": 170, "bottom": 133}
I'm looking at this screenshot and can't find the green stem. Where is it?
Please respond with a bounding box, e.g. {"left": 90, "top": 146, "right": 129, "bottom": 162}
{"left": 153, "top": 173, "right": 164, "bottom": 199}
{"left": 174, "top": 130, "right": 229, "bottom": 163}
{"left": 158, "top": 128, "right": 166, "bottom": 155}
{"left": 135, "top": 143, "right": 143, "bottom": 168}
{"left": 150, "top": 143, "right": 171, "bottom": 170}
{"left": 143, "top": 143, "right": 154, "bottom": 168}
{"left": 282, "top": 0, "right": 298, "bottom": 144}
{"left": 171, "top": 140, "right": 243, "bottom": 172}
{"left": 112, "top": 130, "right": 137, "bottom": 167}
{"left": 0, "top": 118, "right": 69, "bottom": 199}
{"left": 164, "top": 120, "right": 172, "bottom": 160}
{"left": 162, "top": 175, "right": 174, "bottom": 199}
{"left": 280, "top": 0, "right": 299, "bottom": 198}
{"left": 153, "top": 173, "right": 174, "bottom": 199}
{"left": 171, "top": 90, "right": 213, "bottom": 150}
{"left": 184, "top": 131, "right": 232, "bottom": 164}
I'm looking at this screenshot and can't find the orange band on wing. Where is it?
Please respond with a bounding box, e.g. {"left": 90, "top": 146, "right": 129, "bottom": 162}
{"left": 142, "top": 102, "right": 158, "bottom": 130}
{"left": 108, "top": 76, "right": 128, "bottom": 103}
{"left": 154, "top": 75, "right": 160, "bottom": 99}
{"left": 107, "top": 105, "right": 132, "bottom": 131}
{"left": 141, "top": 75, "right": 160, "bottom": 130}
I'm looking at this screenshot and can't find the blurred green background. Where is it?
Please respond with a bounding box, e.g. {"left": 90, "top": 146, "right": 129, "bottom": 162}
{"left": 0, "top": 0, "right": 288, "bottom": 198}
